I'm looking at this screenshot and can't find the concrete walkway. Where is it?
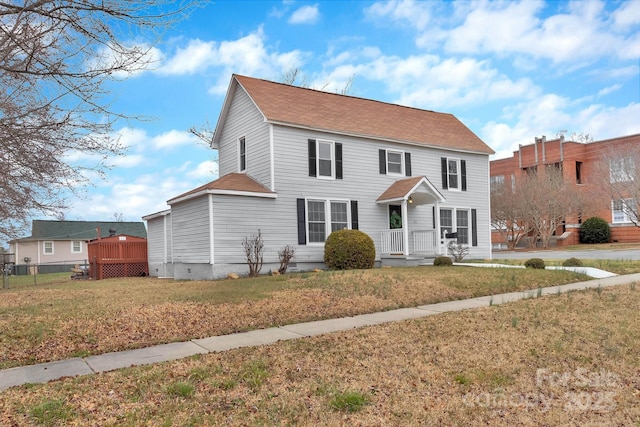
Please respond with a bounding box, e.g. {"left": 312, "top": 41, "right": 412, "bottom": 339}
{"left": 2, "top": 272, "right": 639, "bottom": 392}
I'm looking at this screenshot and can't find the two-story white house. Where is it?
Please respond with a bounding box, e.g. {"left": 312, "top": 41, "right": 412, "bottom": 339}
{"left": 143, "top": 74, "right": 495, "bottom": 280}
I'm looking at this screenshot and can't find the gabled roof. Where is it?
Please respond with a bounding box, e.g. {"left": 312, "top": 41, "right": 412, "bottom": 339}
{"left": 168, "top": 173, "right": 276, "bottom": 205}
{"left": 376, "top": 176, "right": 445, "bottom": 204}
{"left": 16, "top": 220, "right": 147, "bottom": 241}
{"left": 212, "top": 74, "right": 494, "bottom": 155}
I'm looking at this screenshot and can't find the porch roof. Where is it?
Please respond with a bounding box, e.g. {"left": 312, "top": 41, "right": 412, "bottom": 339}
{"left": 376, "top": 176, "right": 445, "bottom": 205}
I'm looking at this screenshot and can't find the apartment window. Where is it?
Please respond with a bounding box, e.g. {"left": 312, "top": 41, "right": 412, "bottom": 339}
{"left": 490, "top": 175, "right": 505, "bottom": 191}
{"left": 610, "top": 158, "right": 635, "bottom": 183}
{"left": 43, "top": 241, "right": 54, "bottom": 255}
{"left": 612, "top": 199, "right": 638, "bottom": 223}
{"left": 71, "top": 241, "right": 82, "bottom": 253}
{"left": 238, "top": 137, "right": 246, "bottom": 172}
{"left": 308, "top": 139, "right": 342, "bottom": 179}
{"left": 441, "top": 157, "right": 466, "bottom": 190}
{"left": 378, "top": 149, "right": 412, "bottom": 176}
{"left": 297, "top": 199, "right": 358, "bottom": 244}
{"left": 576, "top": 162, "right": 583, "bottom": 184}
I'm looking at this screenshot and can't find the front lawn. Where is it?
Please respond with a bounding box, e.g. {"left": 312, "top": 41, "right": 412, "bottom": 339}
{"left": 0, "top": 266, "right": 600, "bottom": 369}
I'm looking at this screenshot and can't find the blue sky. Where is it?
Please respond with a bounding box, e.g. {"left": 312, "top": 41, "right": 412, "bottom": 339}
{"left": 58, "top": 0, "right": 640, "bottom": 224}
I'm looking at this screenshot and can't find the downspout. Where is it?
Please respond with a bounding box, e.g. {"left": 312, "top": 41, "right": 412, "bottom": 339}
{"left": 269, "top": 124, "right": 275, "bottom": 192}
{"left": 209, "top": 194, "right": 215, "bottom": 265}
{"left": 434, "top": 203, "right": 442, "bottom": 255}
{"left": 163, "top": 214, "right": 168, "bottom": 278}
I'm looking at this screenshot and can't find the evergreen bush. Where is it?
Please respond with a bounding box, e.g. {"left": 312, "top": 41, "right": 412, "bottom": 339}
{"left": 562, "top": 257, "right": 583, "bottom": 267}
{"left": 524, "top": 258, "right": 545, "bottom": 269}
{"left": 580, "top": 216, "right": 611, "bottom": 244}
{"left": 324, "top": 229, "right": 375, "bottom": 270}
{"left": 433, "top": 256, "right": 453, "bottom": 266}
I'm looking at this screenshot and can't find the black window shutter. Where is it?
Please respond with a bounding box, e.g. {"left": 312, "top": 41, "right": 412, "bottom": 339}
{"left": 379, "top": 149, "right": 386, "bottom": 174}
{"left": 461, "top": 160, "right": 467, "bottom": 191}
{"left": 432, "top": 206, "right": 435, "bottom": 229}
{"left": 350, "top": 200, "right": 359, "bottom": 230}
{"left": 471, "top": 209, "right": 477, "bottom": 247}
{"left": 308, "top": 139, "right": 316, "bottom": 177}
{"left": 335, "top": 143, "right": 343, "bottom": 179}
{"left": 441, "top": 157, "right": 448, "bottom": 189}
{"left": 297, "top": 199, "right": 306, "bottom": 245}
{"left": 405, "top": 152, "right": 412, "bottom": 176}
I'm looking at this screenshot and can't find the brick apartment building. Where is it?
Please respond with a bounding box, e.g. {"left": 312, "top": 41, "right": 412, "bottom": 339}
{"left": 490, "top": 133, "right": 640, "bottom": 247}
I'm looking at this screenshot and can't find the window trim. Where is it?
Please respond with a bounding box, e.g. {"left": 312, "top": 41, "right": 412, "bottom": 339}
{"left": 447, "top": 158, "right": 461, "bottom": 191}
{"left": 71, "top": 241, "right": 82, "bottom": 254}
{"left": 441, "top": 157, "right": 466, "bottom": 191}
{"left": 316, "top": 139, "right": 335, "bottom": 180}
{"left": 440, "top": 207, "right": 475, "bottom": 246}
{"left": 305, "top": 197, "right": 351, "bottom": 244}
{"left": 238, "top": 136, "right": 247, "bottom": 172}
{"left": 43, "top": 241, "right": 54, "bottom": 255}
{"left": 385, "top": 149, "right": 405, "bottom": 176}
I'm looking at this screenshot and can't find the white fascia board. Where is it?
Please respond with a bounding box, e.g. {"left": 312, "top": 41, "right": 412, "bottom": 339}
{"left": 168, "top": 190, "right": 277, "bottom": 205}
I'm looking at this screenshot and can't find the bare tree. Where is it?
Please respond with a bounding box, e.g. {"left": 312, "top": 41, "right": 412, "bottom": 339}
{"left": 0, "top": 1, "right": 203, "bottom": 240}
{"left": 242, "top": 230, "right": 264, "bottom": 277}
{"left": 519, "top": 166, "right": 581, "bottom": 248}
{"left": 490, "top": 177, "right": 531, "bottom": 249}
{"left": 279, "top": 67, "right": 355, "bottom": 95}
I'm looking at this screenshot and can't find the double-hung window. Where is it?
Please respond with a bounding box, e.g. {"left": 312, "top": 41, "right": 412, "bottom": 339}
{"left": 612, "top": 199, "right": 638, "bottom": 223}
{"left": 610, "top": 158, "right": 635, "bottom": 183}
{"left": 297, "top": 198, "right": 358, "bottom": 244}
{"left": 378, "top": 149, "right": 411, "bottom": 176}
{"left": 306, "top": 199, "right": 350, "bottom": 243}
{"left": 308, "top": 139, "right": 342, "bottom": 179}
{"left": 71, "top": 241, "right": 82, "bottom": 253}
{"left": 441, "top": 157, "right": 466, "bottom": 191}
{"left": 238, "top": 136, "right": 246, "bottom": 172}
{"left": 43, "top": 241, "right": 54, "bottom": 255}
{"left": 440, "top": 208, "right": 476, "bottom": 246}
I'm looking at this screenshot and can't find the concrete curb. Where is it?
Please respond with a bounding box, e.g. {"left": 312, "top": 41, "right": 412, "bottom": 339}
{"left": 1, "top": 272, "right": 639, "bottom": 391}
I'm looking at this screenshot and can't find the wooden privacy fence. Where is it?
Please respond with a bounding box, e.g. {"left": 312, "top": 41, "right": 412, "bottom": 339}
{"left": 87, "top": 235, "right": 148, "bottom": 280}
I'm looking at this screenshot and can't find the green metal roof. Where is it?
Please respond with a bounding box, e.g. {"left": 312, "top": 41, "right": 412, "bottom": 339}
{"left": 18, "top": 220, "right": 147, "bottom": 241}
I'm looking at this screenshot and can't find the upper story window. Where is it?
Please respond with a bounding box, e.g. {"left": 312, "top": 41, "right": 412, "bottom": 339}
{"left": 308, "top": 139, "right": 343, "bottom": 180}
{"left": 610, "top": 158, "right": 635, "bottom": 183}
{"left": 441, "top": 157, "right": 466, "bottom": 191}
{"left": 490, "top": 175, "right": 505, "bottom": 191}
{"left": 71, "top": 241, "right": 82, "bottom": 253}
{"left": 378, "top": 149, "right": 412, "bottom": 176}
{"left": 238, "top": 136, "right": 246, "bottom": 172}
{"left": 43, "top": 241, "right": 54, "bottom": 255}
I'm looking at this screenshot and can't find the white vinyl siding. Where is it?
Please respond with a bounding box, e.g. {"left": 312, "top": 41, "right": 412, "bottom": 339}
{"left": 171, "top": 197, "right": 210, "bottom": 263}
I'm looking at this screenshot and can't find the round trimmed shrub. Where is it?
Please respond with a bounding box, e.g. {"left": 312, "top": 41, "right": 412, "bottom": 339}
{"left": 562, "top": 257, "right": 583, "bottom": 267}
{"left": 524, "top": 258, "right": 545, "bottom": 269}
{"left": 580, "top": 216, "right": 611, "bottom": 244}
{"left": 324, "top": 229, "right": 375, "bottom": 270}
{"left": 433, "top": 256, "right": 453, "bottom": 266}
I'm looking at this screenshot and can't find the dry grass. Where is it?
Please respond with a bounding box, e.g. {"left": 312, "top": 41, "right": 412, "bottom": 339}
{"left": 0, "top": 284, "right": 637, "bottom": 426}
{"left": 0, "top": 267, "right": 595, "bottom": 369}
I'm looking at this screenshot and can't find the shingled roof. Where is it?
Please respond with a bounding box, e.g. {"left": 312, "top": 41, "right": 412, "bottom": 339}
{"left": 213, "top": 74, "right": 494, "bottom": 155}
{"left": 168, "top": 173, "right": 276, "bottom": 204}
{"left": 17, "top": 220, "right": 147, "bottom": 241}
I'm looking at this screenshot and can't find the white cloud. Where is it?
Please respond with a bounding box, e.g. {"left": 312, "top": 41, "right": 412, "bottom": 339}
{"left": 151, "top": 130, "right": 199, "bottom": 149}
{"left": 186, "top": 160, "right": 219, "bottom": 180}
{"left": 155, "top": 29, "right": 305, "bottom": 93}
{"left": 597, "top": 84, "right": 622, "bottom": 97}
{"left": 611, "top": 0, "right": 640, "bottom": 31}
{"left": 288, "top": 4, "right": 320, "bottom": 24}
{"left": 365, "top": 0, "right": 433, "bottom": 31}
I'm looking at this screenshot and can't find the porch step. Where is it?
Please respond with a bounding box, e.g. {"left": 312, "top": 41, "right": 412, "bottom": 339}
{"left": 380, "top": 255, "right": 435, "bottom": 267}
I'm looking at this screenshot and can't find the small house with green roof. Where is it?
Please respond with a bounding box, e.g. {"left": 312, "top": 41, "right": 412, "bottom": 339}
{"left": 9, "top": 220, "right": 147, "bottom": 273}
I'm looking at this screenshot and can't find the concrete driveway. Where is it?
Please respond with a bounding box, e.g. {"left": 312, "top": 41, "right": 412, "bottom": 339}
{"left": 492, "top": 247, "right": 640, "bottom": 261}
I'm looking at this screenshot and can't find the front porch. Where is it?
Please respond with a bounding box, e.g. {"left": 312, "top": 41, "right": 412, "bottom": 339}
{"left": 376, "top": 176, "right": 449, "bottom": 262}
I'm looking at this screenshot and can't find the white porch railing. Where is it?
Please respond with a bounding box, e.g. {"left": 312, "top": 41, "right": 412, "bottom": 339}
{"left": 380, "top": 229, "right": 438, "bottom": 255}
{"left": 412, "top": 230, "right": 437, "bottom": 254}
{"left": 380, "top": 229, "right": 404, "bottom": 254}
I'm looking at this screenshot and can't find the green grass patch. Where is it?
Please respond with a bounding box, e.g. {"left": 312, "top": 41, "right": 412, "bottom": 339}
{"left": 329, "top": 390, "right": 370, "bottom": 412}
{"left": 28, "top": 399, "right": 72, "bottom": 426}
